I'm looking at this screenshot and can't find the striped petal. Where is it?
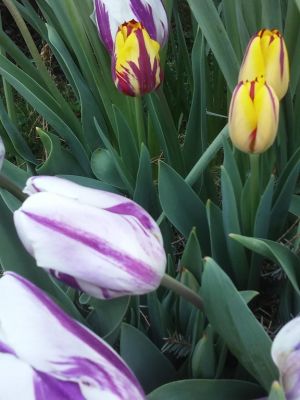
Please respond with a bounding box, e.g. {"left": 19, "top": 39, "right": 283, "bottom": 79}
{"left": 0, "top": 136, "right": 4, "bottom": 171}
{"left": 272, "top": 316, "right": 300, "bottom": 400}
{"left": 112, "top": 21, "right": 162, "bottom": 96}
{"left": 0, "top": 272, "right": 145, "bottom": 399}
{"left": 14, "top": 177, "right": 166, "bottom": 299}
{"left": 24, "top": 176, "right": 158, "bottom": 233}
{"left": 229, "top": 78, "right": 279, "bottom": 154}
{"left": 93, "top": 0, "right": 168, "bottom": 53}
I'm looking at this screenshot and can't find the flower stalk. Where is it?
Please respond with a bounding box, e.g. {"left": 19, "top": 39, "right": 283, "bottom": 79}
{"left": 0, "top": 174, "right": 27, "bottom": 202}
{"left": 161, "top": 274, "right": 204, "bottom": 311}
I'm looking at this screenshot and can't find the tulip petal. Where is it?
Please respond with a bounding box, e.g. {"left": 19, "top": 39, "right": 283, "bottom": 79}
{"left": 14, "top": 191, "right": 166, "bottom": 298}
{"left": 0, "top": 354, "right": 36, "bottom": 399}
{"left": 24, "top": 176, "right": 158, "bottom": 232}
{"left": 272, "top": 316, "right": 300, "bottom": 400}
{"left": 263, "top": 34, "right": 289, "bottom": 100}
{"left": 239, "top": 36, "right": 265, "bottom": 83}
{"left": 254, "top": 83, "right": 279, "bottom": 153}
{"left": 229, "top": 82, "right": 258, "bottom": 153}
{"left": 0, "top": 272, "right": 145, "bottom": 399}
{"left": 113, "top": 21, "right": 162, "bottom": 96}
{"left": 94, "top": 0, "right": 168, "bottom": 53}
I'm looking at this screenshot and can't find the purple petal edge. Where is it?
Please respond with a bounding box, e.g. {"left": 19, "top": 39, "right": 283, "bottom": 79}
{"left": 5, "top": 272, "right": 144, "bottom": 395}
{"left": 22, "top": 210, "right": 159, "bottom": 285}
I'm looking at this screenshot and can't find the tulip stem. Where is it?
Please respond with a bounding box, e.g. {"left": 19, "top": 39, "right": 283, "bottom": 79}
{"left": 161, "top": 274, "right": 204, "bottom": 311}
{"left": 0, "top": 174, "right": 27, "bottom": 202}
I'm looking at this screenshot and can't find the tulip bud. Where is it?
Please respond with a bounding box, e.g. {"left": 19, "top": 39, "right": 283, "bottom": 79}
{"left": 239, "top": 29, "right": 289, "bottom": 100}
{"left": 93, "top": 0, "right": 168, "bottom": 54}
{"left": 0, "top": 272, "right": 145, "bottom": 399}
{"left": 271, "top": 316, "right": 300, "bottom": 399}
{"left": 14, "top": 176, "right": 166, "bottom": 299}
{"left": 112, "top": 20, "right": 162, "bottom": 96}
{"left": 0, "top": 136, "right": 5, "bottom": 171}
{"left": 229, "top": 77, "right": 279, "bottom": 154}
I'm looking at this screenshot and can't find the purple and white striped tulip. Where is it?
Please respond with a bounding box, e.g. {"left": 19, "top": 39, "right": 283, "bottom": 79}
{"left": 271, "top": 316, "right": 300, "bottom": 399}
{"left": 93, "top": 0, "right": 168, "bottom": 54}
{"left": 93, "top": 0, "right": 168, "bottom": 96}
{"left": 0, "top": 272, "right": 145, "bottom": 399}
{"left": 0, "top": 136, "right": 5, "bottom": 171}
{"left": 14, "top": 176, "right": 166, "bottom": 299}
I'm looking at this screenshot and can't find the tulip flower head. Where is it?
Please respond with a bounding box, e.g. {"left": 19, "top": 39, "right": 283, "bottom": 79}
{"left": 229, "top": 77, "right": 279, "bottom": 154}
{"left": 0, "top": 272, "right": 145, "bottom": 399}
{"left": 0, "top": 136, "right": 4, "bottom": 171}
{"left": 93, "top": 0, "right": 168, "bottom": 96}
{"left": 112, "top": 20, "right": 162, "bottom": 96}
{"left": 14, "top": 176, "right": 166, "bottom": 300}
{"left": 272, "top": 316, "right": 300, "bottom": 400}
{"left": 239, "top": 29, "right": 289, "bottom": 100}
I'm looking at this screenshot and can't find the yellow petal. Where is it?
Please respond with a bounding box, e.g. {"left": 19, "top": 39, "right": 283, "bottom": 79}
{"left": 253, "top": 82, "right": 279, "bottom": 153}
{"left": 113, "top": 21, "right": 162, "bottom": 96}
{"left": 238, "top": 36, "right": 265, "bottom": 83}
{"left": 264, "top": 34, "right": 289, "bottom": 100}
{"left": 229, "top": 82, "right": 258, "bottom": 153}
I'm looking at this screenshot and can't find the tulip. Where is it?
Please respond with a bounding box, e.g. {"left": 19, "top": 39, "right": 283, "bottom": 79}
{"left": 228, "top": 77, "right": 279, "bottom": 154}
{"left": 0, "top": 136, "right": 5, "bottom": 171}
{"left": 14, "top": 176, "right": 166, "bottom": 299}
{"left": 239, "top": 29, "right": 289, "bottom": 100}
{"left": 271, "top": 316, "right": 300, "bottom": 399}
{"left": 112, "top": 20, "right": 162, "bottom": 96}
{"left": 0, "top": 271, "right": 145, "bottom": 399}
{"left": 93, "top": 0, "right": 168, "bottom": 96}
{"left": 93, "top": 0, "right": 168, "bottom": 54}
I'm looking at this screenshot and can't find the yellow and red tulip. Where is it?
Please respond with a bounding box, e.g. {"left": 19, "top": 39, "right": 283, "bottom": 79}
{"left": 93, "top": 0, "right": 168, "bottom": 96}
{"left": 112, "top": 21, "right": 162, "bottom": 96}
{"left": 239, "top": 29, "right": 289, "bottom": 100}
{"left": 229, "top": 77, "right": 279, "bottom": 154}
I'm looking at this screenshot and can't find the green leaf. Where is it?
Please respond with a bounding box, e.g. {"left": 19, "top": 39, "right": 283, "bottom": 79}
{"left": 146, "top": 91, "right": 184, "bottom": 175}
{"left": 201, "top": 258, "right": 277, "bottom": 390}
{"left": 192, "top": 325, "right": 216, "bottom": 379}
{"left": 86, "top": 296, "right": 129, "bottom": 345}
{"left": 231, "top": 234, "right": 300, "bottom": 296}
{"left": 36, "top": 128, "right": 85, "bottom": 175}
{"left": 133, "top": 144, "right": 160, "bottom": 217}
{"left": 186, "top": 0, "right": 239, "bottom": 91}
{"left": 148, "top": 379, "right": 265, "bottom": 400}
{"left": 271, "top": 147, "right": 300, "bottom": 237}
{"left": 179, "top": 228, "right": 203, "bottom": 282}
{"left": 221, "top": 166, "right": 249, "bottom": 288}
{"left": 158, "top": 161, "right": 210, "bottom": 254}
{"left": 91, "top": 148, "right": 127, "bottom": 190}
{"left": 183, "top": 30, "right": 208, "bottom": 172}
{"left": 0, "top": 54, "right": 90, "bottom": 174}
{"left": 120, "top": 323, "right": 176, "bottom": 394}
{"left": 113, "top": 106, "right": 139, "bottom": 179}
{"left": 0, "top": 97, "right": 36, "bottom": 163}
{"left": 206, "top": 200, "right": 232, "bottom": 276}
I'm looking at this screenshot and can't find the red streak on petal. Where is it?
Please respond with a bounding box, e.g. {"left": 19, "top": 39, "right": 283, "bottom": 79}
{"left": 265, "top": 83, "right": 277, "bottom": 119}
{"left": 229, "top": 82, "right": 243, "bottom": 121}
{"left": 269, "top": 35, "right": 275, "bottom": 45}
{"left": 258, "top": 29, "right": 265, "bottom": 38}
{"left": 249, "top": 128, "right": 257, "bottom": 153}
{"left": 249, "top": 81, "right": 256, "bottom": 101}
{"left": 279, "top": 37, "right": 285, "bottom": 78}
